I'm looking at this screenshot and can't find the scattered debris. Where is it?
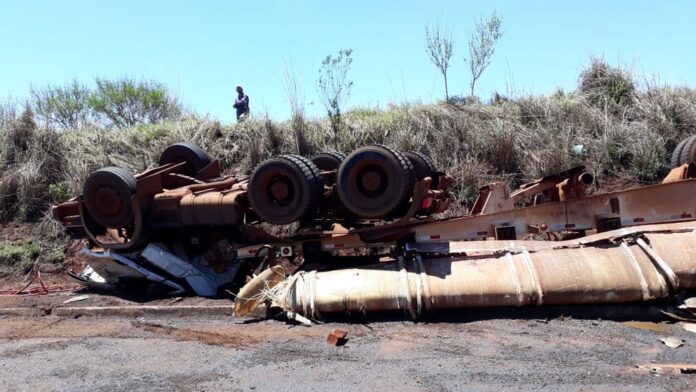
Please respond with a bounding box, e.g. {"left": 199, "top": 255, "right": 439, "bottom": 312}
{"left": 71, "top": 244, "right": 242, "bottom": 298}
{"left": 660, "top": 337, "right": 684, "bottom": 349}
{"left": 327, "top": 329, "right": 348, "bottom": 346}
{"left": 682, "top": 323, "right": 696, "bottom": 334}
{"left": 287, "top": 311, "right": 312, "bottom": 326}
{"left": 636, "top": 363, "right": 696, "bottom": 374}
{"left": 166, "top": 297, "right": 184, "bottom": 305}
{"left": 141, "top": 243, "right": 240, "bottom": 297}
{"left": 661, "top": 308, "right": 696, "bottom": 322}
{"left": 75, "top": 248, "right": 186, "bottom": 295}
{"left": 233, "top": 266, "right": 287, "bottom": 317}
{"left": 0, "top": 271, "right": 79, "bottom": 296}
{"left": 63, "top": 295, "right": 90, "bottom": 304}
{"left": 679, "top": 297, "right": 696, "bottom": 309}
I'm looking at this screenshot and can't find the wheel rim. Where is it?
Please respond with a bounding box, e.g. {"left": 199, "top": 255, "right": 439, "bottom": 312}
{"left": 337, "top": 146, "right": 414, "bottom": 218}
{"left": 248, "top": 155, "right": 322, "bottom": 225}
{"left": 83, "top": 167, "right": 136, "bottom": 228}
{"left": 267, "top": 175, "right": 295, "bottom": 205}
{"left": 94, "top": 185, "right": 124, "bottom": 215}
{"left": 356, "top": 163, "right": 388, "bottom": 197}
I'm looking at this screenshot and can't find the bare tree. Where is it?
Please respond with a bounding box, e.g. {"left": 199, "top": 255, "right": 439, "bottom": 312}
{"left": 317, "top": 49, "right": 353, "bottom": 148}
{"left": 466, "top": 11, "right": 504, "bottom": 98}
{"left": 425, "top": 22, "right": 454, "bottom": 101}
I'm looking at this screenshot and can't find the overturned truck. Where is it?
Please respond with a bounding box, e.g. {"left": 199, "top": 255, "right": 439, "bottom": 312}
{"left": 52, "top": 136, "right": 696, "bottom": 319}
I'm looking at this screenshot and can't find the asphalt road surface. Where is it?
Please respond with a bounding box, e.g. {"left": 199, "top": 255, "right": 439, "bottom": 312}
{"left": 0, "top": 304, "right": 695, "bottom": 391}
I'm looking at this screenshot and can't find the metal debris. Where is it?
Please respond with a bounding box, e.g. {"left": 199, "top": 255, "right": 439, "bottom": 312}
{"left": 662, "top": 307, "right": 696, "bottom": 322}
{"left": 63, "top": 295, "right": 90, "bottom": 304}
{"left": 287, "top": 311, "right": 312, "bottom": 326}
{"left": 1, "top": 271, "right": 79, "bottom": 296}
{"left": 682, "top": 323, "right": 696, "bottom": 334}
{"left": 660, "top": 337, "right": 684, "bottom": 349}
{"left": 636, "top": 364, "right": 696, "bottom": 374}
{"left": 141, "top": 243, "right": 238, "bottom": 297}
{"left": 233, "top": 266, "right": 287, "bottom": 317}
{"left": 679, "top": 297, "right": 696, "bottom": 309}
{"left": 75, "top": 248, "right": 185, "bottom": 295}
{"left": 327, "top": 329, "right": 348, "bottom": 346}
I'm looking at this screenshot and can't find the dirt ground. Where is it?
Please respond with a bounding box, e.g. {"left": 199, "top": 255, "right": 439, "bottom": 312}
{"left": 0, "top": 292, "right": 695, "bottom": 391}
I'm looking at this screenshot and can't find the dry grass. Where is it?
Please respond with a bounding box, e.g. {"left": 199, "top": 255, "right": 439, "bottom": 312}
{"left": 1, "top": 60, "right": 695, "bottom": 273}
{"left": 2, "top": 88, "right": 694, "bottom": 220}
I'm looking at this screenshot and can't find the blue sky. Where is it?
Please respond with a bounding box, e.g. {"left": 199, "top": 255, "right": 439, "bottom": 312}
{"left": 0, "top": 1, "right": 694, "bottom": 123}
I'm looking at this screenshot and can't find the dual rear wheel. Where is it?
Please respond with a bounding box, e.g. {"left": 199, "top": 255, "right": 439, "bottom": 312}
{"left": 248, "top": 145, "right": 439, "bottom": 223}
{"left": 84, "top": 141, "right": 440, "bottom": 228}
{"left": 248, "top": 155, "right": 324, "bottom": 225}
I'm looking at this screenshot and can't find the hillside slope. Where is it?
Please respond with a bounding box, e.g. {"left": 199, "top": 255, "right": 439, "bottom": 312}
{"left": 1, "top": 61, "right": 696, "bottom": 275}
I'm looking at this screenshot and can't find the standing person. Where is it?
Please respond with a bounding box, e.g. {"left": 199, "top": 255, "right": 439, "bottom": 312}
{"left": 233, "top": 85, "right": 250, "bottom": 121}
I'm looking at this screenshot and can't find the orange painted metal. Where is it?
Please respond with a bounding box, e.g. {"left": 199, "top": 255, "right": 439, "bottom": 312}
{"left": 179, "top": 188, "right": 246, "bottom": 226}
{"left": 414, "top": 178, "right": 696, "bottom": 242}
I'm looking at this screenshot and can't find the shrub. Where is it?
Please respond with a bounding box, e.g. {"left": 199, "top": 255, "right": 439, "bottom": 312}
{"left": 31, "top": 79, "right": 94, "bottom": 129}
{"left": 0, "top": 240, "right": 40, "bottom": 268}
{"left": 89, "top": 77, "right": 183, "bottom": 128}
{"left": 578, "top": 58, "right": 636, "bottom": 108}
{"left": 0, "top": 108, "right": 64, "bottom": 221}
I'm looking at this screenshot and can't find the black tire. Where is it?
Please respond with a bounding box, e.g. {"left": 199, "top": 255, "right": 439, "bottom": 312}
{"left": 403, "top": 151, "right": 439, "bottom": 189}
{"left": 158, "top": 142, "right": 212, "bottom": 177}
{"left": 678, "top": 135, "right": 696, "bottom": 166}
{"left": 83, "top": 167, "right": 137, "bottom": 228}
{"left": 337, "top": 145, "right": 415, "bottom": 218}
{"left": 248, "top": 155, "right": 323, "bottom": 225}
{"left": 311, "top": 151, "right": 346, "bottom": 171}
{"left": 312, "top": 151, "right": 345, "bottom": 185}
{"left": 671, "top": 137, "right": 690, "bottom": 168}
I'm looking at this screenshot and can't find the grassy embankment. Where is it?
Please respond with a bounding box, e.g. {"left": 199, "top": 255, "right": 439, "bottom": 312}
{"left": 1, "top": 60, "right": 695, "bottom": 276}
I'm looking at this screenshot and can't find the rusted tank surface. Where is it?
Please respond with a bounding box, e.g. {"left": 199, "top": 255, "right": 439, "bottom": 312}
{"left": 273, "top": 225, "right": 696, "bottom": 319}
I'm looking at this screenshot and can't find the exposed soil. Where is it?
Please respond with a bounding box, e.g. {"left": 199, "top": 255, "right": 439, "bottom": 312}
{"left": 0, "top": 222, "right": 80, "bottom": 284}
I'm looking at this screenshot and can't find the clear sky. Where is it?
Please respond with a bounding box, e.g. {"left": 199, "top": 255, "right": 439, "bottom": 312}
{"left": 0, "top": 1, "right": 694, "bottom": 123}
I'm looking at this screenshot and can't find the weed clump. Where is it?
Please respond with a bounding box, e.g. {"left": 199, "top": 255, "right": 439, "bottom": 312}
{"left": 579, "top": 57, "right": 636, "bottom": 108}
